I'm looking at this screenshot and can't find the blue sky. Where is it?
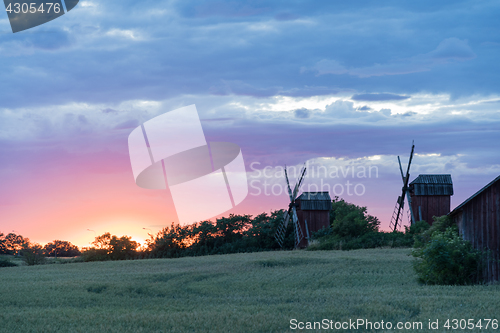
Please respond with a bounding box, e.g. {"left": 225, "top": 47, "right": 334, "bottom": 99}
{"left": 1, "top": 0, "right": 500, "bottom": 242}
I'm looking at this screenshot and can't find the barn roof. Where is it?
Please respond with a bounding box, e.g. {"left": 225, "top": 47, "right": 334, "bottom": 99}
{"left": 449, "top": 174, "right": 500, "bottom": 216}
{"left": 410, "top": 174, "right": 454, "bottom": 196}
{"left": 297, "top": 192, "right": 331, "bottom": 210}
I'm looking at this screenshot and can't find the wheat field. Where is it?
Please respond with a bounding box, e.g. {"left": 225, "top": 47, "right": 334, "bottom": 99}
{"left": 1, "top": 248, "right": 499, "bottom": 332}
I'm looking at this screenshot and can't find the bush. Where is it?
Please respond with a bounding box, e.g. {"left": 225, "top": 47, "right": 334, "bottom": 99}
{"left": 308, "top": 198, "right": 389, "bottom": 251}
{"left": 82, "top": 233, "right": 140, "bottom": 261}
{"left": 81, "top": 248, "right": 110, "bottom": 262}
{"left": 413, "top": 215, "right": 454, "bottom": 248}
{"left": 307, "top": 231, "right": 414, "bottom": 251}
{"left": 20, "top": 244, "right": 46, "bottom": 266}
{"left": 149, "top": 211, "right": 289, "bottom": 259}
{"left": 0, "top": 257, "right": 17, "bottom": 267}
{"left": 329, "top": 198, "right": 380, "bottom": 238}
{"left": 43, "top": 240, "right": 81, "bottom": 257}
{"left": 412, "top": 227, "right": 483, "bottom": 285}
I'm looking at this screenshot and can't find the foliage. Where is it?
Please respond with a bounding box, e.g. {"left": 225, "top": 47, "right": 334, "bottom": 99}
{"left": 412, "top": 215, "right": 455, "bottom": 248}
{"left": 20, "top": 243, "right": 47, "bottom": 266}
{"left": 329, "top": 197, "right": 380, "bottom": 238}
{"left": 0, "top": 232, "right": 29, "bottom": 255}
{"left": 0, "top": 257, "right": 17, "bottom": 267}
{"left": 82, "top": 233, "right": 140, "bottom": 261}
{"left": 308, "top": 231, "right": 414, "bottom": 251}
{"left": 44, "top": 240, "right": 81, "bottom": 257}
{"left": 108, "top": 235, "right": 139, "bottom": 260}
{"left": 309, "top": 198, "right": 390, "bottom": 251}
{"left": 404, "top": 219, "right": 431, "bottom": 235}
{"left": 412, "top": 227, "right": 483, "bottom": 285}
{"left": 81, "top": 248, "right": 109, "bottom": 262}
{"left": 150, "top": 211, "right": 289, "bottom": 258}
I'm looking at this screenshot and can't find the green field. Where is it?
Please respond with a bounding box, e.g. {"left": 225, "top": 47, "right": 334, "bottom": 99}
{"left": 1, "top": 249, "right": 499, "bottom": 332}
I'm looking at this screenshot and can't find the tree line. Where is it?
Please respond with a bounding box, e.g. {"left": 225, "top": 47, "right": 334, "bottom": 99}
{"left": 0, "top": 233, "right": 81, "bottom": 266}
{"left": 2, "top": 198, "right": 486, "bottom": 285}
{"left": 1, "top": 198, "right": 400, "bottom": 265}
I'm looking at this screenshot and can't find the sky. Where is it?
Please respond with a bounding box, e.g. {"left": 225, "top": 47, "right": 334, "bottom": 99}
{"left": 1, "top": 0, "right": 500, "bottom": 248}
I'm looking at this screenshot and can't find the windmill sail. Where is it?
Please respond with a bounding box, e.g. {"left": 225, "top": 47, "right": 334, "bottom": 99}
{"left": 390, "top": 141, "right": 415, "bottom": 231}
{"left": 275, "top": 209, "right": 290, "bottom": 247}
{"left": 274, "top": 164, "right": 306, "bottom": 248}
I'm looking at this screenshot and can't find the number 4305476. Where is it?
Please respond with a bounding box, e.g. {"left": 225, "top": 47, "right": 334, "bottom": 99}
{"left": 6, "top": 3, "right": 61, "bottom": 14}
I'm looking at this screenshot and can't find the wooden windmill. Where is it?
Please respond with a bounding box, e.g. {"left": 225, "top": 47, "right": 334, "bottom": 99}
{"left": 390, "top": 141, "right": 416, "bottom": 231}
{"left": 275, "top": 165, "right": 306, "bottom": 248}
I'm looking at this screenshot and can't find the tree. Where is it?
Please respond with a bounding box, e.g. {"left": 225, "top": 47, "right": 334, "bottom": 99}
{"left": 108, "top": 235, "right": 139, "bottom": 260}
{"left": 44, "top": 240, "right": 81, "bottom": 257}
{"left": 330, "top": 197, "right": 380, "bottom": 238}
{"left": 0, "top": 233, "right": 29, "bottom": 255}
{"left": 150, "top": 224, "right": 191, "bottom": 258}
{"left": 0, "top": 233, "right": 5, "bottom": 254}
{"left": 20, "top": 243, "right": 46, "bottom": 266}
{"left": 91, "top": 232, "right": 113, "bottom": 251}
{"left": 82, "top": 233, "right": 139, "bottom": 261}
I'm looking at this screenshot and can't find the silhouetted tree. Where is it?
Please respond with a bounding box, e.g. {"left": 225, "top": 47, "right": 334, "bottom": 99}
{"left": 20, "top": 243, "right": 46, "bottom": 265}
{"left": 82, "top": 233, "right": 140, "bottom": 261}
{"left": 44, "top": 240, "right": 81, "bottom": 257}
{"left": 108, "top": 235, "right": 139, "bottom": 260}
{"left": 330, "top": 197, "right": 380, "bottom": 238}
{"left": 0, "top": 233, "right": 28, "bottom": 255}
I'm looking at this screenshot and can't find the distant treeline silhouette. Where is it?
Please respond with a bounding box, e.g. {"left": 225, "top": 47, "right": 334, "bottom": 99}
{"left": 81, "top": 210, "right": 293, "bottom": 261}
{"left": 2, "top": 199, "right": 420, "bottom": 265}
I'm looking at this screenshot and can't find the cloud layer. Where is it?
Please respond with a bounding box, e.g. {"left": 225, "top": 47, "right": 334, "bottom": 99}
{"left": 1, "top": 0, "right": 499, "bottom": 244}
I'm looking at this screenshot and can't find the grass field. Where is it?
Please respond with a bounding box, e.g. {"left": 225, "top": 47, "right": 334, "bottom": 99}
{"left": 1, "top": 248, "right": 499, "bottom": 332}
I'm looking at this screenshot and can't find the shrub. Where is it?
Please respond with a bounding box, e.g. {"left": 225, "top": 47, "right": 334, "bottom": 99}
{"left": 43, "top": 240, "right": 81, "bottom": 257}
{"left": 20, "top": 244, "right": 46, "bottom": 266}
{"left": 0, "top": 257, "right": 17, "bottom": 267}
{"left": 414, "top": 215, "right": 455, "bottom": 248}
{"left": 81, "top": 248, "right": 109, "bottom": 262}
{"left": 412, "top": 227, "right": 483, "bottom": 285}
{"left": 330, "top": 198, "right": 380, "bottom": 238}
{"left": 308, "top": 198, "right": 389, "bottom": 251}
{"left": 307, "top": 231, "right": 414, "bottom": 251}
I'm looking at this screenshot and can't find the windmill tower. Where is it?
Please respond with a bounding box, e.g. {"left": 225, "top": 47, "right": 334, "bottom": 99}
{"left": 274, "top": 165, "right": 306, "bottom": 248}
{"left": 390, "top": 141, "right": 416, "bottom": 231}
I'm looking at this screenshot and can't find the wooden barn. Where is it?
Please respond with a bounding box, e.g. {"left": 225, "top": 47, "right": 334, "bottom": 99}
{"left": 295, "top": 192, "right": 332, "bottom": 247}
{"left": 449, "top": 175, "right": 500, "bottom": 283}
{"left": 409, "top": 174, "right": 454, "bottom": 225}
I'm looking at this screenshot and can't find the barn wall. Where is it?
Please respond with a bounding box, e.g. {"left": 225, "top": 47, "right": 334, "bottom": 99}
{"left": 410, "top": 195, "right": 451, "bottom": 225}
{"left": 451, "top": 180, "right": 500, "bottom": 283}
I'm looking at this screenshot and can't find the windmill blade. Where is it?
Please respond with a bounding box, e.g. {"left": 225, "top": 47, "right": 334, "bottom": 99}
{"left": 405, "top": 141, "right": 415, "bottom": 178}
{"left": 284, "top": 166, "right": 294, "bottom": 201}
{"left": 276, "top": 162, "right": 307, "bottom": 247}
{"left": 282, "top": 209, "right": 291, "bottom": 230}
{"left": 292, "top": 165, "right": 307, "bottom": 200}
{"left": 393, "top": 191, "right": 405, "bottom": 231}
{"left": 291, "top": 206, "right": 304, "bottom": 248}
{"left": 392, "top": 141, "right": 416, "bottom": 231}
{"left": 399, "top": 155, "right": 416, "bottom": 224}
{"left": 397, "top": 156, "right": 405, "bottom": 181}
{"left": 274, "top": 208, "right": 291, "bottom": 247}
